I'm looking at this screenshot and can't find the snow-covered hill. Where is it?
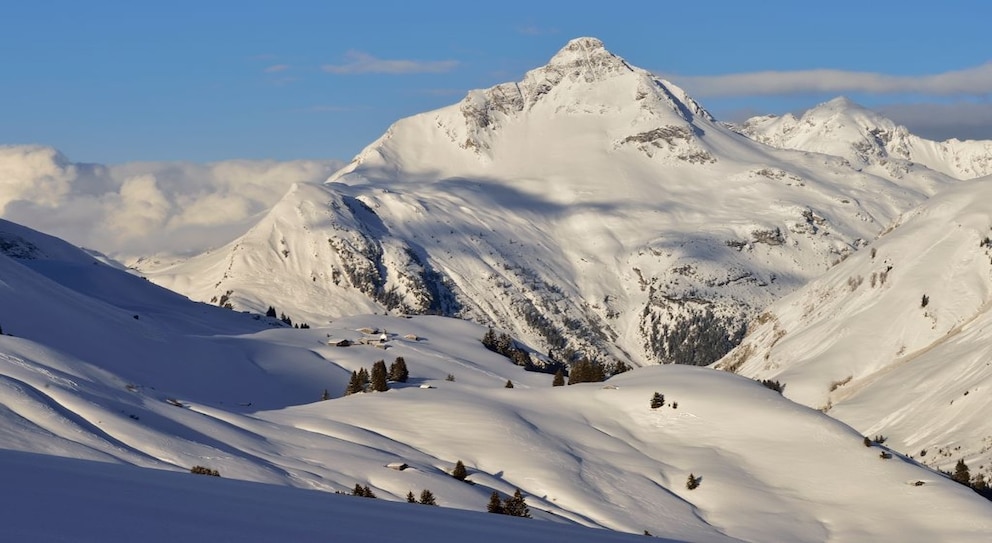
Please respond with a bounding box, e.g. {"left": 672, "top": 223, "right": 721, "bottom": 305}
{"left": 737, "top": 97, "right": 992, "bottom": 180}
{"left": 716, "top": 175, "right": 992, "bottom": 481}
{"left": 3, "top": 218, "right": 991, "bottom": 541}
{"left": 139, "top": 38, "right": 956, "bottom": 367}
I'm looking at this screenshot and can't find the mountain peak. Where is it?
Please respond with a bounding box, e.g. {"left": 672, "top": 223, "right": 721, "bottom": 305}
{"left": 542, "top": 36, "right": 632, "bottom": 82}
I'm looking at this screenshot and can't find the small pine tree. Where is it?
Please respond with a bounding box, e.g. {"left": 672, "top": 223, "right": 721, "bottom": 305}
{"left": 863, "top": 436, "right": 872, "bottom": 447}
{"left": 370, "top": 360, "right": 389, "bottom": 392}
{"left": 953, "top": 459, "right": 971, "bottom": 485}
{"left": 487, "top": 491, "right": 504, "bottom": 514}
{"left": 686, "top": 473, "right": 700, "bottom": 490}
{"left": 406, "top": 491, "right": 417, "bottom": 503}
{"left": 280, "top": 312, "right": 293, "bottom": 326}
{"left": 358, "top": 367, "right": 370, "bottom": 389}
{"left": 321, "top": 388, "right": 331, "bottom": 401}
{"left": 552, "top": 368, "right": 565, "bottom": 387}
{"left": 452, "top": 460, "right": 467, "bottom": 481}
{"left": 505, "top": 379, "right": 514, "bottom": 389}
{"left": 265, "top": 306, "right": 277, "bottom": 318}
{"left": 418, "top": 489, "right": 438, "bottom": 506}
{"left": 389, "top": 356, "right": 409, "bottom": 382}
{"left": 921, "top": 294, "right": 930, "bottom": 308}
{"left": 650, "top": 392, "right": 665, "bottom": 409}
{"left": 503, "top": 488, "right": 531, "bottom": 518}
{"left": 445, "top": 373, "right": 455, "bottom": 382}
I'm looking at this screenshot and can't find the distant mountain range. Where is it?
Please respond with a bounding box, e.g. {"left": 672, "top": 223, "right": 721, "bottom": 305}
{"left": 136, "top": 38, "right": 983, "bottom": 369}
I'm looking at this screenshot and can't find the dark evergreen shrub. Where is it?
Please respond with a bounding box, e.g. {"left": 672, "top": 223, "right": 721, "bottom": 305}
{"left": 487, "top": 491, "right": 504, "bottom": 514}
{"left": 190, "top": 465, "right": 220, "bottom": 477}
{"left": 418, "top": 489, "right": 438, "bottom": 506}
{"left": 503, "top": 489, "right": 531, "bottom": 518}
{"left": 452, "top": 460, "right": 467, "bottom": 481}
{"left": 370, "top": 360, "right": 389, "bottom": 392}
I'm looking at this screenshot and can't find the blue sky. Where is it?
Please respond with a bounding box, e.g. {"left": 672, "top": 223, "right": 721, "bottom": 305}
{"left": 3, "top": 0, "right": 991, "bottom": 163}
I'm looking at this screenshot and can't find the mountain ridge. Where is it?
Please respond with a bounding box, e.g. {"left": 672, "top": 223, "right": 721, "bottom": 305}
{"left": 140, "top": 38, "right": 963, "bottom": 367}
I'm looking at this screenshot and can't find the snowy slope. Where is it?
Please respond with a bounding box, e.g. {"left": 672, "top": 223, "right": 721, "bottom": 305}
{"left": 716, "top": 175, "right": 992, "bottom": 480}
{"left": 139, "top": 38, "right": 955, "bottom": 368}
{"left": 3, "top": 219, "right": 991, "bottom": 541}
{"left": 737, "top": 97, "right": 992, "bottom": 180}
{"left": 0, "top": 450, "right": 654, "bottom": 543}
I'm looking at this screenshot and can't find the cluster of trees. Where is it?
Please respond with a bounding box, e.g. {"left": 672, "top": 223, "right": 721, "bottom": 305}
{"left": 264, "top": 305, "right": 309, "bottom": 328}
{"left": 344, "top": 357, "right": 410, "bottom": 396}
{"left": 647, "top": 308, "right": 746, "bottom": 366}
{"left": 482, "top": 327, "right": 634, "bottom": 387}
{"left": 760, "top": 379, "right": 785, "bottom": 393}
{"left": 352, "top": 484, "right": 377, "bottom": 498}
{"left": 947, "top": 459, "right": 992, "bottom": 499}
{"left": 190, "top": 465, "right": 220, "bottom": 477}
{"left": 566, "top": 358, "right": 630, "bottom": 385}
{"left": 487, "top": 489, "right": 531, "bottom": 518}
{"left": 686, "top": 473, "right": 700, "bottom": 490}
{"left": 407, "top": 490, "right": 438, "bottom": 506}
{"left": 482, "top": 328, "right": 537, "bottom": 369}
{"left": 351, "top": 484, "right": 439, "bottom": 505}
{"left": 650, "top": 392, "right": 665, "bottom": 409}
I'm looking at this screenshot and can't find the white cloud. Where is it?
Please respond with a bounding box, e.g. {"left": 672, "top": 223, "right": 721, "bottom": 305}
{"left": 322, "top": 51, "right": 459, "bottom": 75}
{"left": 672, "top": 63, "right": 992, "bottom": 97}
{"left": 0, "top": 145, "right": 344, "bottom": 259}
{"left": 264, "top": 64, "right": 290, "bottom": 73}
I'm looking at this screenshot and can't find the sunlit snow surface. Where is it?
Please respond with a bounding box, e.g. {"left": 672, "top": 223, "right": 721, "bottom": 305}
{"left": 2, "top": 218, "right": 991, "bottom": 542}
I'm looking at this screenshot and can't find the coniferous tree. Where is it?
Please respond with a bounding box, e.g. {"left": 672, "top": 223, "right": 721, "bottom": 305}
{"left": 568, "top": 358, "right": 606, "bottom": 385}
{"left": 505, "top": 380, "right": 514, "bottom": 389}
{"left": 321, "top": 388, "right": 331, "bottom": 401}
{"left": 953, "top": 459, "right": 971, "bottom": 485}
{"left": 345, "top": 371, "right": 363, "bottom": 396}
{"left": 650, "top": 392, "right": 665, "bottom": 409}
{"left": 418, "top": 489, "right": 438, "bottom": 506}
{"left": 357, "top": 367, "right": 370, "bottom": 390}
{"left": 482, "top": 327, "right": 498, "bottom": 351}
{"left": 406, "top": 491, "right": 417, "bottom": 503}
{"left": 686, "top": 473, "right": 700, "bottom": 490}
{"left": 266, "top": 306, "right": 277, "bottom": 318}
{"left": 503, "top": 489, "right": 531, "bottom": 518}
{"left": 280, "top": 312, "right": 293, "bottom": 326}
{"left": 552, "top": 368, "right": 565, "bottom": 387}
{"left": 370, "top": 360, "right": 389, "bottom": 392}
{"left": 389, "top": 356, "right": 410, "bottom": 382}
{"left": 487, "top": 491, "right": 504, "bottom": 514}
{"left": 452, "top": 460, "right": 468, "bottom": 481}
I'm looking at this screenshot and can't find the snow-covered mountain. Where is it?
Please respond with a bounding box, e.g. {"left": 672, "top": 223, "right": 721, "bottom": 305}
{"left": 2, "top": 218, "right": 991, "bottom": 541}
{"left": 138, "top": 38, "right": 956, "bottom": 367}
{"left": 737, "top": 97, "right": 992, "bottom": 180}
{"left": 715, "top": 174, "right": 992, "bottom": 480}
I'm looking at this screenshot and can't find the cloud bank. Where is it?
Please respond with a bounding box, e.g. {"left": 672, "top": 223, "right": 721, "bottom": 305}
{"left": 322, "top": 51, "right": 459, "bottom": 75}
{"left": 0, "top": 145, "right": 343, "bottom": 260}
{"left": 673, "top": 63, "right": 992, "bottom": 97}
